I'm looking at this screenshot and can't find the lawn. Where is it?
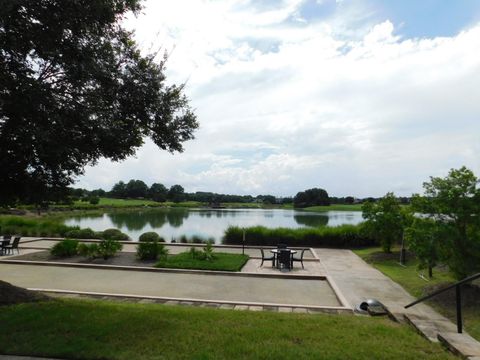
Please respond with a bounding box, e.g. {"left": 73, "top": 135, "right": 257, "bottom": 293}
{"left": 0, "top": 298, "right": 456, "bottom": 360}
{"left": 354, "top": 247, "right": 480, "bottom": 341}
{"left": 156, "top": 252, "right": 249, "bottom": 271}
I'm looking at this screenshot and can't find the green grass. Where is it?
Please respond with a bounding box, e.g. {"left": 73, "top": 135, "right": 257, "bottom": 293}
{"left": 156, "top": 252, "right": 249, "bottom": 271}
{"left": 354, "top": 247, "right": 480, "bottom": 341}
{"left": 0, "top": 298, "right": 456, "bottom": 360}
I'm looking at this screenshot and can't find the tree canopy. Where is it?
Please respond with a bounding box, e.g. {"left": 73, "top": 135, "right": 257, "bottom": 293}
{"left": 293, "top": 188, "right": 330, "bottom": 208}
{"left": 0, "top": 0, "right": 198, "bottom": 206}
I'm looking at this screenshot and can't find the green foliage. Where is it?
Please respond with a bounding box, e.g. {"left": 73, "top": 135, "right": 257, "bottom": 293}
{"left": 362, "top": 193, "right": 408, "bottom": 253}
{"left": 411, "top": 166, "right": 480, "bottom": 279}
{"left": 97, "top": 239, "right": 123, "bottom": 259}
{"left": 136, "top": 241, "right": 168, "bottom": 261}
{"left": 100, "top": 228, "right": 129, "bottom": 241}
{"left": 138, "top": 232, "right": 164, "bottom": 242}
{"left": 50, "top": 239, "right": 79, "bottom": 258}
{"left": 0, "top": 0, "right": 198, "bottom": 206}
{"left": 78, "top": 239, "right": 122, "bottom": 260}
{"left": 64, "top": 228, "right": 99, "bottom": 239}
{"left": 293, "top": 188, "right": 330, "bottom": 208}
{"left": 223, "top": 224, "right": 375, "bottom": 248}
{"left": 187, "top": 242, "right": 215, "bottom": 261}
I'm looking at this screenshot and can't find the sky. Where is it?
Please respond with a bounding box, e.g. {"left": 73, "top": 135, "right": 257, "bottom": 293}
{"left": 76, "top": 0, "right": 480, "bottom": 198}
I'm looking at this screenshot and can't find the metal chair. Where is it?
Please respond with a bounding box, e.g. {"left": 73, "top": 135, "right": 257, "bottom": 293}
{"left": 291, "top": 248, "right": 307, "bottom": 269}
{"left": 260, "top": 248, "right": 275, "bottom": 267}
{"left": 4, "top": 236, "right": 20, "bottom": 255}
{"left": 0, "top": 239, "right": 10, "bottom": 255}
{"left": 277, "top": 249, "right": 291, "bottom": 271}
{"left": 277, "top": 243, "right": 287, "bottom": 249}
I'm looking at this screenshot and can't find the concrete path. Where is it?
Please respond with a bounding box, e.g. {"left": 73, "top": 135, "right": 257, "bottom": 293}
{"left": 315, "top": 248, "right": 480, "bottom": 358}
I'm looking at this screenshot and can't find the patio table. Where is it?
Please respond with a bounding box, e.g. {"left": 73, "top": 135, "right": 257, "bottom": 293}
{"left": 270, "top": 249, "right": 297, "bottom": 269}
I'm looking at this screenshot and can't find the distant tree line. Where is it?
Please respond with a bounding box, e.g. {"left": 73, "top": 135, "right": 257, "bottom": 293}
{"left": 67, "top": 180, "right": 410, "bottom": 206}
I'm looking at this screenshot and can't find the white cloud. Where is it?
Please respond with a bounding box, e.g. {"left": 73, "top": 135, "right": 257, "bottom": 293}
{"left": 77, "top": 1, "right": 480, "bottom": 197}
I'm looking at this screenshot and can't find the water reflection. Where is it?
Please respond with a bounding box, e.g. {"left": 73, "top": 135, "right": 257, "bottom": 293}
{"left": 294, "top": 214, "right": 329, "bottom": 227}
{"left": 63, "top": 208, "right": 363, "bottom": 243}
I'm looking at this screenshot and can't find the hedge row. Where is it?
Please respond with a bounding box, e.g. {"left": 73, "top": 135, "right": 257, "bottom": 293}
{"left": 222, "top": 225, "right": 376, "bottom": 248}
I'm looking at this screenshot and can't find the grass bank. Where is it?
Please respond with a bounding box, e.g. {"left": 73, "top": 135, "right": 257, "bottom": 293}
{"left": 156, "top": 252, "right": 249, "bottom": 271}
{"left": 0, "top": 215, "right": 75, "bottom": 237}
{"left": 354, "top": 247, "right": 480, "bottom": 341}
{"left": 223, "top": 225, "right": 376, "bottom": 248}
{"left": 0, "top": 298, "right": 455, "bottom": 360}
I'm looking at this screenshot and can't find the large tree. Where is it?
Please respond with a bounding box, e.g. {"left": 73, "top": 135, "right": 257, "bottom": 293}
{"left": 293, "top": 188, "right": 330, "bottom": 208}
{"left": 0, "top": 0, "right": 198, "bottom": 206}
{"left": 410, "top": 167, "right": 480, "bottom": 279}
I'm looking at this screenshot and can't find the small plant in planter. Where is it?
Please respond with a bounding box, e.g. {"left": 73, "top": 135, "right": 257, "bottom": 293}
{"left": 50, "top": 239, "right": 79, "bottom": 258}
{"left": 203, "top": 240, "right": 215, "bottom": 261}
{"left": 137, "top": 241, "right": 168, "bottom": 261}
{"left": 78, "top": 243, "right": 99, "bottom": 259}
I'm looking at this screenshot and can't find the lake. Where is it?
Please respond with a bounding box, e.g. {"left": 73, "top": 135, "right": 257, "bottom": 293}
{"left": 64, "top": 208, "right": 363, "bottom": 243}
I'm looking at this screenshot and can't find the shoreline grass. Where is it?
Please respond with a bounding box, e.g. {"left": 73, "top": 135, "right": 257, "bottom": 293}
{"left": 156, "top": 252, "right": 249, "bottom": 271}
{"left": 0, "top": 298, "right": 456, "bottom": 360}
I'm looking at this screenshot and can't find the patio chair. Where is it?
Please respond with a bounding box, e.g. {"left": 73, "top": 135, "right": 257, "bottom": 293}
{"left": 4, "top": 236, "right": 20, "bottom": 255}
{"left": 277, "top": 243, "right": 287, "bottom": 249}
{"left": 0, "top": 239, "right": 10, "bottom": 255}
{"left": 291, "top": 248, "right": 307, "bottom": 269}
{"left": 260, "top": 248, "right": 275, "bottom": 267}
{"left": 277, "top": 249, "right": 291, "bottom": 271}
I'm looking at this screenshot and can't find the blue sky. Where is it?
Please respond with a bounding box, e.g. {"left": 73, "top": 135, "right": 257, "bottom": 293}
{"left": 77, "top": 0, "right": 480, "bottom": 197}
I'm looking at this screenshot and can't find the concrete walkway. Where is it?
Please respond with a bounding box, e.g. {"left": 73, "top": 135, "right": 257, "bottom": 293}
{"left": 315, "top": 248, "right": 480, "bottom": 358}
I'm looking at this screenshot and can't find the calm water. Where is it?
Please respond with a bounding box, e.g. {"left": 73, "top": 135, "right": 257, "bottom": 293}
{"left": 64, "top": 208, "right": 363, "bottom": 243}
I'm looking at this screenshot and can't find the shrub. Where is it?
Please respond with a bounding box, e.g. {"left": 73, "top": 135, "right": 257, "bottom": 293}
{"left": 64, "top": 228, "right": 99, "bottom": 239}
{"left": 100, "top": 228, "right": 129, "bottom": 241}
{"left": 97, "top": 239, "right": 123, "bottom": 260}
{"left": 50, "top": 239, "right": 79, "bottom": 257}
{"left": 137, "top": 241, "right": 168, "bottom": 261}
{"left": 78, "top": 239, "right": 122, "bottom": 260}
{"left": 222, "top": 224, "right": 375, "bottom": 248}
{"left": 78, "top": 243, "right": 99, "bottom": 259}
{"left": 139, "top": 232, "right": 164, "bottom": 242}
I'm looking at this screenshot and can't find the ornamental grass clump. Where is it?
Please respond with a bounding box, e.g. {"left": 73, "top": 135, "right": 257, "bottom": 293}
{"left": 50, "top": 239, "right": 79, "bottom": 258}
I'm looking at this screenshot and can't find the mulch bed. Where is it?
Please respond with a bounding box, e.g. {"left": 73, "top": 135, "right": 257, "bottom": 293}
{"left": 8, "top": 250, "right": 158, "bottom": 268}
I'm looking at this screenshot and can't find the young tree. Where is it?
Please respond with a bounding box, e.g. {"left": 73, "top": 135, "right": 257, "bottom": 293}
{"left": 362, "top": 192, "right": 406, "bottom": 253}
{"left": 0, "top": 0, "right": 198, "bottom": 206}
{"left": 411, "top": 167, "right": 480, "bottom": 279}
{"left": 405, "top": 218, "right": 440, "bottom": 278}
